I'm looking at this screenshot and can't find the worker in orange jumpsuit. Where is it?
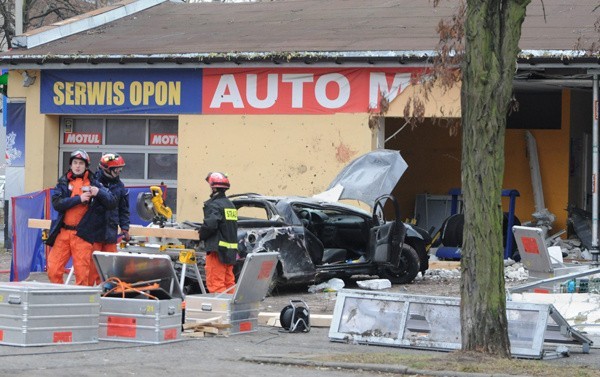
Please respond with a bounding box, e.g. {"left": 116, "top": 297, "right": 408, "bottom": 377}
{"left": 88, "top": 153, "right": 130, "bottom": 286}
{"left": 199, "top": 172, "right": 239, "bottom": 293}
{"left": 45, "top": 150, "right": 117, "bottom": 285}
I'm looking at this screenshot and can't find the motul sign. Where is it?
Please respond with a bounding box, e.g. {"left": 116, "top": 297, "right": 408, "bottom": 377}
{"left": 63, "top": 132, "right": 102, "bottom": 145}
{"left": 150, "top": 133, "right": 178, "bottom": 146}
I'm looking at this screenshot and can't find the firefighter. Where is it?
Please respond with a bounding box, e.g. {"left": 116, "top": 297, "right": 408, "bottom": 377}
{"left": 199, "top": 172, "right": 239, "bottom": 293}
{"left": 88, "top": 153, "right": 130, "bottom": 286}
{"left": 46, "top": 150, "right": 117, "bottom": 285}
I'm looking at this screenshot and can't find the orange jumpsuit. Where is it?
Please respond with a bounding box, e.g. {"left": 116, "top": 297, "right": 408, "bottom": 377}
{"left": 47, "top": 174, "right": 93, "bottom": 285}
{"left": 88, "top": 242, "right": 117, "bottom": 286}
{"left": 205, "top": 252, "right": 236, "bottom": 293}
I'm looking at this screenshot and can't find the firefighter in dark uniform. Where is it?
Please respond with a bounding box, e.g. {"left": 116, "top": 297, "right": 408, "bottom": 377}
{"left": 88, "top": 153, "right": 131, "bottom": 286}
{"left": 199, "top": 172, "right": 238, "bottom": 293}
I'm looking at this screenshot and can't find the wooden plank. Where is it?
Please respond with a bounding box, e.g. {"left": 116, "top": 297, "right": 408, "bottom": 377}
{"left": 28, "top": 218, "right": 50, "bottom": 229}
{"left": 128, "top": 225, "right": 199, "bottom": 240}
{"left": 429, "top": 260, "right": 460, "bottom": 270}
{"left": 258, "top": 312, "right": 332, "bottom": 328}
{"left": 28, "top": 219, "right": 200, "bottom": 240}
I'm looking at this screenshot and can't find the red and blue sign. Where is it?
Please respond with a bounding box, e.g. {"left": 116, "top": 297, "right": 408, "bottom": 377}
{"left": 41, "top": 68, "right": 423, "bottom": 115}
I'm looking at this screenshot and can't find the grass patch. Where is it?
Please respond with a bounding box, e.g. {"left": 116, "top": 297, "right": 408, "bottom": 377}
{"left": 314, "top": 351, "right": 599, "bottom": 377}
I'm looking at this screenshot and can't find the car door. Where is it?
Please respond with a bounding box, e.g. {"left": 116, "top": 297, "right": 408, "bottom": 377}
{"left": 369, "top": 195, "right": 406, "bottom": 266}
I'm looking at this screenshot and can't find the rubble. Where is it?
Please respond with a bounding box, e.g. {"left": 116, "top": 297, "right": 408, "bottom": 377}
{"left": 416, "top": 260, "right": 529, "bottom": 282}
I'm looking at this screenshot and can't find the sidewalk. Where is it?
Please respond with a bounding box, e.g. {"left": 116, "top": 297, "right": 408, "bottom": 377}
{"left": 0, "top": 322, "right": 597, "bottom": 377}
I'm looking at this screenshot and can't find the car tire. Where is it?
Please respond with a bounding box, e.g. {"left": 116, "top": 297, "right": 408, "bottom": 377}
{"left": 406, "top": 237, "right": 429, "bottom": 273}
{"left": 378, "top": 244, "right": 420, "bottom": 284}
{"left": 440, "top": 214, "right": 464, "bottom": 247}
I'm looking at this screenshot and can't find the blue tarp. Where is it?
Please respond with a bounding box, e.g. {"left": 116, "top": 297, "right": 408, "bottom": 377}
{"left": 10, "top": 185, "right": 166, "bottom": 281}
{"left": 10, "top": 191, "right": 46, "bottom": 281}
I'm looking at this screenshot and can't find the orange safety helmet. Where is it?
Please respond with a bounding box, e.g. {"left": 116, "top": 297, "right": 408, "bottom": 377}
{"left": 69, "top": 149, "right": 90, "bottom": 167}
{"left": 206, "top": 172, "right": 230, "bottom": 189}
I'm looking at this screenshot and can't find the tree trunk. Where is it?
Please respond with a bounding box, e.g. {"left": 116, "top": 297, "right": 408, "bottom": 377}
{"left": 460, "top": 0, "right": 530, "bottom": 357}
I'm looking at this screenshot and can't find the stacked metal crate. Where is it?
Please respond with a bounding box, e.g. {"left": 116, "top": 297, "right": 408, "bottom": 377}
{"left": 0, "top": 282, "right": 100, "bottom": 346}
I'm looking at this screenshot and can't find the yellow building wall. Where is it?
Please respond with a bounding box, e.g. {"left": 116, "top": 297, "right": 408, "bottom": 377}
{"left": 387, "top": 90, "right": 571, "bottom": 233}
{"left": 9, "top": 68, "right": 570, "bottom": 233}
{"left": 387, "top": 82, "right": 462, "bottom": 118}
{"left": 177, "top": 114, "right": 373, "bottom": 221}
{"left": 502, "top": 89, "right": 571, "bottom": 232}
{"left": 7, "top": 70, "right": 60, "bottom": 192}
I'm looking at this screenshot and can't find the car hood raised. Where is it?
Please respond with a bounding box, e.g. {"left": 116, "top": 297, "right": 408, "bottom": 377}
{"left": 313, "top": 149, "right": 408, "bottom": 208}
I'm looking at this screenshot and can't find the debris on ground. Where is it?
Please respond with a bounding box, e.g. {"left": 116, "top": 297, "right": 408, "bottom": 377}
{"left": 182, "top": 320, "right": 231, "bottom": 337}
{"left": 308, "top": 278, "right": 345, "bottom": 293}
{"left": 356, "top": 278, "right": 391, "bottom": 290}
{"left": 415, "top": 260, "right": 529, "bottom": 282}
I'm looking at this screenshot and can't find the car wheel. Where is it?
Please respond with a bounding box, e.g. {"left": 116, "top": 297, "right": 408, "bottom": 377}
{"left": 379, "top": 244, "right": 420, "bottom": 284}
{"left": 406, "top": 237, "right": 429, "bottom": 273}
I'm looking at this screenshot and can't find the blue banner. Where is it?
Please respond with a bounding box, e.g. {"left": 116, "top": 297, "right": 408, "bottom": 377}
{"left": 41, "top": 69, "right": 202, "bottom": 114}
{"left": 6, "top": 102, "right": 25, "bottom": 167}
{"left": 11, "top": 190, "right": 46, "bottom": 281}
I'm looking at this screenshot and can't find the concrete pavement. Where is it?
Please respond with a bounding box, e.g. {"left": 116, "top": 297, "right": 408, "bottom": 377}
{"left": 0, "top": 324, "right": 597, "bottom": 377}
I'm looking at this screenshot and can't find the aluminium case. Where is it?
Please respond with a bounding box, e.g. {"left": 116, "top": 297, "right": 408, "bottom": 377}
{"left": 93, "top": 251, "right": 184, "bottom": 344}
{"left": 185, "top": 252, "right": 279, "bottom": 335}
{"left": 0, "top": 281, "right": 100, "bottom": 347}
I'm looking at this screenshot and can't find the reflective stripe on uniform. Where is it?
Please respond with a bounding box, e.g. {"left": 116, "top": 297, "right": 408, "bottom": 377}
{"left": 218, "top": 240, "right": 238, "bottom": 250}
{"left": 224, "top": 208, "right": 238, "bottom": 221}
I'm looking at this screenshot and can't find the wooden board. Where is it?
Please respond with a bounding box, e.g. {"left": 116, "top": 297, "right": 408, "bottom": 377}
{"left": 28, "top": 219, "right": 200, "bottom": 240}
{"left": 429, "top": 260, "right": 461, "bottom": 270}
{"left": 258, "top": 312, "right": 332, "bottom": 328}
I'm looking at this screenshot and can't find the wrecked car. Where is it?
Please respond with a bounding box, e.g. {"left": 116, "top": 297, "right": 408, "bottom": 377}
{"left": 229, "top": 149, "right": 431, "bottom": 291}
{"left": 231, "top": 192, "right": 430, "bottom": 291}
{"left": 179, "top": 149, "right": 430, "bottom": 293}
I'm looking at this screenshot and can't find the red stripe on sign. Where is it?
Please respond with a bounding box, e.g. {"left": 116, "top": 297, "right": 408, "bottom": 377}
{"left": 257, "top": 261, "right": 275, "bottom": 280}
{"left": 0, "top": 329, "right": 3, "bottom": 341}
{"left": 239, "top": 321, "right": 252, "bottom": 332}
{"left": 164, "top": 328, "right": 178, "bottom": 340}
{"left": 53, "top": 332, "right": 73, "bottom": 343}
{"left": 107, "top": 316, "right": 137, "bottom": 338}
{"left": 533, "top": 288, "right": 550, "bottom": 294}
{"left": 521, "top": 237, "right": 540, "bottom": 254}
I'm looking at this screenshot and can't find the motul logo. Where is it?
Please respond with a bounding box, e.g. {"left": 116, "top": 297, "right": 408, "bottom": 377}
{"left": 150, "top": 133, "right": 178, "bottom": 146}
{"left": 64, "top": 133, "right": 101, "bottom": 145}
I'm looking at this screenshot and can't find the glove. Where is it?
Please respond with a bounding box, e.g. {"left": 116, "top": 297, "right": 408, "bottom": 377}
{"left": 122, "top": 230, "right": 131, "bottom": 242}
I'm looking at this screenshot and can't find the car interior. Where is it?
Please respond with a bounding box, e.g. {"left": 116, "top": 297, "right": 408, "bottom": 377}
{"left": 293, "top": 206, "right": 371, "bottom": 265}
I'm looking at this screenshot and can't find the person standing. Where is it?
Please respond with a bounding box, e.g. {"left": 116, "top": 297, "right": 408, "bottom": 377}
{"left": 199, "top": 172, "right": 239, "bottom": 293}
{"left": 88, "top": 153, "right": 130, "bottom": 286}
{"left": 46, "top": 150, "right": 117, "bottom": 285}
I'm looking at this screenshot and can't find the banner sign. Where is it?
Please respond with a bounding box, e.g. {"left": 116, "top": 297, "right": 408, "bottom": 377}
{"left": 149, "top": 133, "right": 178, "bottom": 146}
{"left": 41, "top": 68, "right": 423, "bottom": 115}
{"left": 202, "top": 68, "right": 422, "bottom": 114}
{"left": 63, "top": 132, "right": 102, "bottom": 144}
{"left": 41, "top": 69, "right": 202, "bottom": 114}
{"left": 6, "top": 101, "right": 25, "bottom": 167}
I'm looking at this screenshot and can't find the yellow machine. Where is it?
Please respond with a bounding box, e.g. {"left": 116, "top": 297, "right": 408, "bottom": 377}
{"left": 136, "top": 185, "right": 173, "bottom": 225}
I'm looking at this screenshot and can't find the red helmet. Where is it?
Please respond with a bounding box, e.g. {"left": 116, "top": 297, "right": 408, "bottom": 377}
{"left": 69, "top": 150, "right": 90, "bottom": 167}
{"left": 99, "top": 153, "right": 125, "bottom": 176}
{"left": 206, "top": 172, "right": 230, "bottom": 189}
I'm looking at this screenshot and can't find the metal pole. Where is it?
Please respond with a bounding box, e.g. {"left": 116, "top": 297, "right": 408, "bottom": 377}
{"left": 592, "top": 75, "right": 599, "bottom": 262}
{"left": 15, "top": 0, "right": 23, "bottom": 35}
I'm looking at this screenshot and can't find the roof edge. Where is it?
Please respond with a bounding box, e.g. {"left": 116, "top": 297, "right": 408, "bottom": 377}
{"left": 1, "top": 49, "right": 598, "bottom": 69}
{"left": 12, "top": 0, "right": 168, "bottom": 50}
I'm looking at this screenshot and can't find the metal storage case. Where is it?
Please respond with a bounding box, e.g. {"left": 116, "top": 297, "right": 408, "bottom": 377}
{"left": 185, "top": 252, "right": 279, "bottom": 335}
{"left": 93, "top": 251, "right": 184, "bottom": 344}
{"left": 0, "top": 281, "right": 100, "bottom": 347}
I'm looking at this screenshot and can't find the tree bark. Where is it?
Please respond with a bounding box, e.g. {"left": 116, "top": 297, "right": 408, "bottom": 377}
{"left": 460, "top": 0, "right": 530, "bottom": 357}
